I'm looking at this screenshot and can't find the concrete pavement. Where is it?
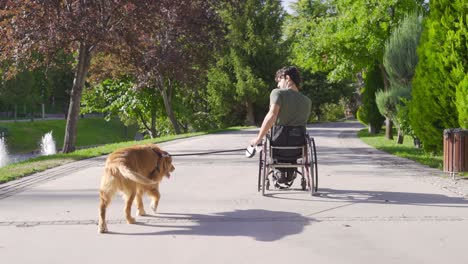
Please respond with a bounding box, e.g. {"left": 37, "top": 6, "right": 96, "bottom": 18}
{"left": 0, "top": 121, "right": 467, "bottom": 264}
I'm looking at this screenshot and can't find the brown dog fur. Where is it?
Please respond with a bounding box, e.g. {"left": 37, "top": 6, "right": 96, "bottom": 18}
{"left": 98, "top": 144, "right": 175, "bottom": 233}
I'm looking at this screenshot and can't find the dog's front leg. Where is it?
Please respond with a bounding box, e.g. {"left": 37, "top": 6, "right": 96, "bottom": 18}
{"left": 124, "top": 192, "right": 136, "bottom": 224}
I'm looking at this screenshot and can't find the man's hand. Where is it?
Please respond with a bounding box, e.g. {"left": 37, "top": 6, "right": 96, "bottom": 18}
{"left": 250, "top": 137, "right": 262, "bottom": 146}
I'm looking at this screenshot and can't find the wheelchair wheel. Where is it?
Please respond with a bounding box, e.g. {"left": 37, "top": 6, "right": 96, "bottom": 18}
{"left": 310, "top": 137, "right": 318, "bottom": 192}
{"left": 261, "top": 139, "right": 270, "bottom": 196}
{"left": 257, "top": 149, "right": 263, "bottom": 192}
{"left": 257, "top": 140, "right": 269, "bottom": 195}
{"left": 306, "top": 135, "right": 318, "bottom": 195}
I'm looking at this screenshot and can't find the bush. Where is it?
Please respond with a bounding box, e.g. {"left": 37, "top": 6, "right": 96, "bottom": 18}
{"left": 356, "top": 105, "right": 368, "bottom": 125}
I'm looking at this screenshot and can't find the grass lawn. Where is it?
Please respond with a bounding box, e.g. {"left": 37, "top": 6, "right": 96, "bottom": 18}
{"left": 0, "top": 126, "right": 249, "bottom": 184}
{"left": 357, "top": 129, "right": 444, "bottom": 170}
{"left": 0, "top": 117, "right": 137, "bottom": 153}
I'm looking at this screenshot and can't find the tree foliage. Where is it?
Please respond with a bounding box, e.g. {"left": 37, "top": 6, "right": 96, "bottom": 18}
{"left": 0, "top": 0, "right": 213, "bottom": 152}
{"left": 300, "top": 71, "right": 353, "bottom": 121}
{"left": 288, "top": 0, "right": 426, "bottom": 81}
{"left": 285, "top": 1, "right": 355, "bottom": 122}
{"left": 0, "top": 68, "right": 44, "bottom": 119}
{"left": 410, "top": 0, "right": 467, "bottom": 153}
{"left": 286, "top": 0, "right": 425, "bottom": 139}
{"left": 0, "top": 53, "right": 72, "bottom": 120}
{"left": 207, "top": 0, "right": 287, "bottom": 126}
{"left": 117, "top": 0, "right": 223, "bottom": 134}
{"left": 384, "top": 12, "right": 423, "bottom": 87}
{"left": 380, "top": 12, "right": 423, "bottom": 142}
{"left": 82, "top": 78, "right": 166, "bottom": 138}
{"left": 358, "top": 65, "right": 385, "bottom": 133}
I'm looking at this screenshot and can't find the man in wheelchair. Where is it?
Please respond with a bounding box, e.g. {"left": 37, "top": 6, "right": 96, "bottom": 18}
{"left": 251, "top": 66, "right": 311, "bottom": 188}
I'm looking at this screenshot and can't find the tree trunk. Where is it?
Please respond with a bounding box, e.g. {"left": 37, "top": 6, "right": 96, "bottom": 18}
{"left": 62, "top": 43, "right": 92, "bottom": 153}
{"left": 397, "top": 128, "right": 404, "bottom": 144}
{"left": 245, "top": 100, "right": 255, "bottom": 126}
{"left": 159, "top": 80, "right": 181, "bottom": 134}
{"left": 413, "top": 137, "right": 422, "bottom": 148}
{"left": 315, "top": 106, "right": 322, "bottom": 121}
{"left": 368, "top": 124, "right": 378, "bottom": 134}
{"left": 385, "top": 118, "right": 393, "bottom": 140}
{"left": 14, "top": 104, "right": 17, "bottom": 122}
{"left": 149, "top": 103, "right": 157, "bottom": 138}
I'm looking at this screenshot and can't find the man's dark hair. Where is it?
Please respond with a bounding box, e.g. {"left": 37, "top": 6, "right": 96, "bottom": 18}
{"left": 275, "top": 66, "right": 301, "bottom": 87}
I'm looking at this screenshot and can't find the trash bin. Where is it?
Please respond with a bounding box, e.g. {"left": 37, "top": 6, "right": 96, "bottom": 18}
{"left": 443, "top": 128, "right": 468, "bottom": 173}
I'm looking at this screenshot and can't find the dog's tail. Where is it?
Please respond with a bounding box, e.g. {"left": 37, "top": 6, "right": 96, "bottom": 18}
{"left": 118, "top": 164, "right": 159, "bottom": 186}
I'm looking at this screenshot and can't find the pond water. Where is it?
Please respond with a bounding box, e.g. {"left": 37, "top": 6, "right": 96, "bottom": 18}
{"left": 0, "top": 131, "right": 56, "bottom": 168}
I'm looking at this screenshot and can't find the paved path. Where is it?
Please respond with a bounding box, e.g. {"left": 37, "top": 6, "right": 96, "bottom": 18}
{"left": 1, "top": 122, "right": 467, "bottom": 264}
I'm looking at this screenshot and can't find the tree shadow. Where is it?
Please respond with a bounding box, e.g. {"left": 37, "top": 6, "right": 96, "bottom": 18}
{"left": 263, "top": 188, "right": 467, "bottom": 208}
{"left": 107, "top": 209, "right": 315, "bottom": 241}
{"left": 319, "top": 188, "right": 467, "bottom": 208}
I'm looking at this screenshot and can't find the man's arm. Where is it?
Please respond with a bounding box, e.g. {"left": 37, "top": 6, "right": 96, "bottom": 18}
{"left": 251, "top": 103, "right": 280, "bottom": 145}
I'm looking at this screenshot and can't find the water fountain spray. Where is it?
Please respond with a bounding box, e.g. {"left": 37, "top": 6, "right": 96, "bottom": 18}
{"left": 40, "top": 131, "right": 57, "bottom": 156}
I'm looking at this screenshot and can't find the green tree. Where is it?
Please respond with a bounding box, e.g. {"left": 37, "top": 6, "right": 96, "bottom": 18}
{"left": 301, "top": 71, "right": 353, "bottom": 121}
{"left": 0, "top": 67, "right": 45, "bottom": 121}
{"left": 288, "top": 0, "right": 426, "bottom": 137}
{"left": 410, "top": 0, "right": 467, "bottom": 153}
{"left": 1, "top": 52, "right": 74, "bottom": 119}
{"left": 118, "top": 0, "right": 222, "bottom": 134}
{"left": 381, "top": 12, "right": 423, "bottom": 144}
{"left": 207, "top": 0, "right": 287, "bottom": 126}
{"left": 1, "top": 1, "right": 213, "bottom": 152}
{"left": 82, "top": 78, "right": 164, "bottom": 138}
{"left": 358, "top": 65, "right": 386, "bottom": 133}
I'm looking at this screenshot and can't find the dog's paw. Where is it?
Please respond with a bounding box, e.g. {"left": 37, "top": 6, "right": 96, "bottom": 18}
{"left": 126, "top": 217, "right": 136, "bottom": 224}
{"left": 151, "top": 203, "right": 158, "bottom": 213}
{"left": 137, "top": 209, "right": 147, "bottom": 216}
{"left": 98, "top": 224, "right": 108, "bottom": 233}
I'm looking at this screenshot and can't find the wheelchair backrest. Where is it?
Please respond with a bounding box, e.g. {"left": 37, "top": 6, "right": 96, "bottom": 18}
{"left": 269, "top": 125, "right": 306, "bottom": 161}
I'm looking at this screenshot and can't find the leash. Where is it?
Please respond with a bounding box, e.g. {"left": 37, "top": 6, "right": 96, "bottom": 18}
{"left": 169, "top": 144, "right": 263, "bottom": 157}
{"left": 169, "top": 148, "right": 246, "bottom": 157}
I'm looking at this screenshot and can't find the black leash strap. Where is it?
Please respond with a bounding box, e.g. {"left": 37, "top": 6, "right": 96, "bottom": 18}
{"left": 169, "top": 148, "right": 246, "bottom": 157}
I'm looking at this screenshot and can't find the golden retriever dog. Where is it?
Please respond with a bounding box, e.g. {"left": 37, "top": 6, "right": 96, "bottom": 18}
{"left": 98, "top": 144, "right": 175, "bottom": 233}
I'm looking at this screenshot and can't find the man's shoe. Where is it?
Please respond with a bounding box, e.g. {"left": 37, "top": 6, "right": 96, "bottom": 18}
{"left": 275, "top": 171, "right": 288, "bottom": 184}
{"left": 286, "top": 170, "right": 296, "bottom": 182}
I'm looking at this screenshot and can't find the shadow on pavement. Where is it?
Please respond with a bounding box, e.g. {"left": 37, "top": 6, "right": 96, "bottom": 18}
{"left": 316, "top": 188, "right": 468, "bottom": 207}
{"left": 107, "top": 209, "right": 315, "bottom": 241}
{"left": 262, "top": 188, "right": 467, "bottom": 208}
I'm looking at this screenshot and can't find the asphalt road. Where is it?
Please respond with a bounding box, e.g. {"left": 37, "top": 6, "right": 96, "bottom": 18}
{"left": 1, "top": 121, "right": 467, "bottom": 264}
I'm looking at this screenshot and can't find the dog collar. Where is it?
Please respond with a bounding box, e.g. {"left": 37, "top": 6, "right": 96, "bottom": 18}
{"left": 150, "top": 149, "right": 170, "bottom": 176}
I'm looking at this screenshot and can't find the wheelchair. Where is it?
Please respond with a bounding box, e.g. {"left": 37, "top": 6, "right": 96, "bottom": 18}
{"left": 257, "top": 126, "right": 318, "bottom": 196}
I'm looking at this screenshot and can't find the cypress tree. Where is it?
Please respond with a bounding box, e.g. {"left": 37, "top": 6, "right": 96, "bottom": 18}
{"left": 410, "top": 0, "right": 467, "bottom": 153}
{"left": 359, "top": 64, "right": 386, "bottom": 134}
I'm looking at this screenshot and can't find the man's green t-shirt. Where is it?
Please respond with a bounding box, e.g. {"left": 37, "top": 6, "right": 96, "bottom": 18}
{"left": 270, "top": 88, "right": 311, "bottom": 126}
